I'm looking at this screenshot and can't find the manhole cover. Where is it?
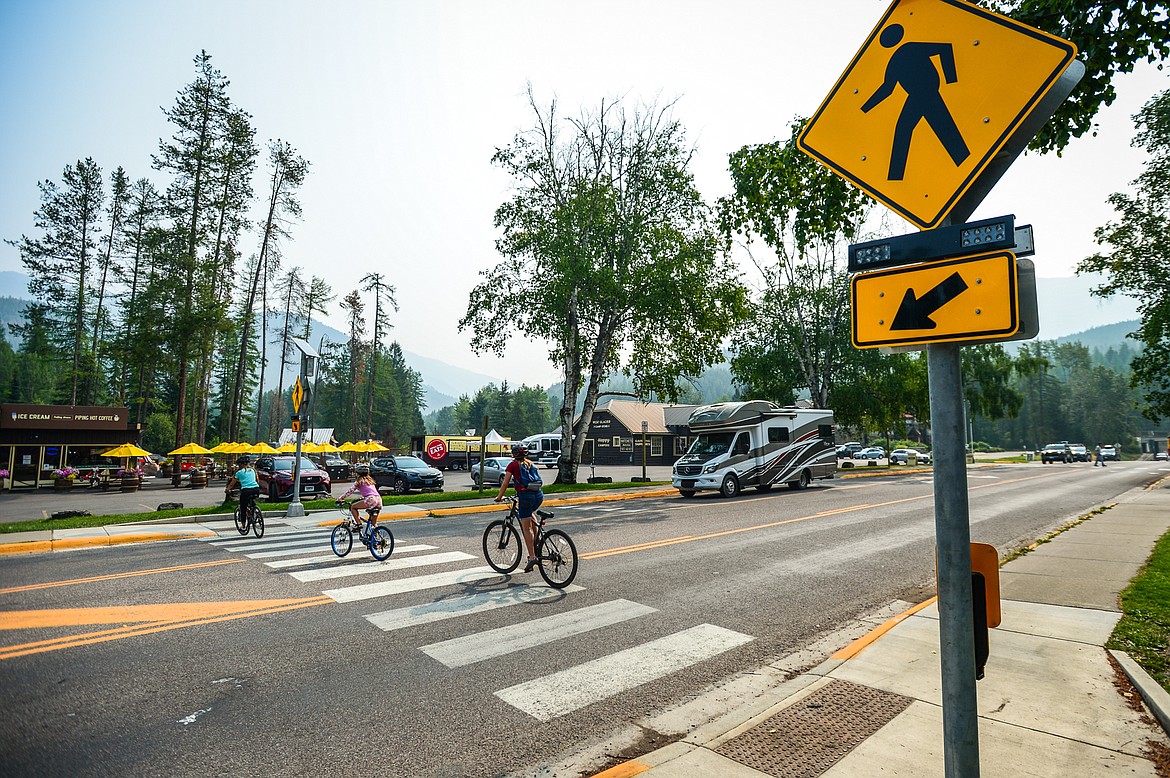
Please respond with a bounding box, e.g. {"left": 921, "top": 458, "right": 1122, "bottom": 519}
{"left": 714, "top": 679, "right": 912, "bottom": 778}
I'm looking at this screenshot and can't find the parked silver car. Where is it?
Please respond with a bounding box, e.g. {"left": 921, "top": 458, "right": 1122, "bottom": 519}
{"left": 890, "top": 448, "right": 931, "bottom": 465}
{"left": 469, "top": 457, "right": 514, "bottom": 487}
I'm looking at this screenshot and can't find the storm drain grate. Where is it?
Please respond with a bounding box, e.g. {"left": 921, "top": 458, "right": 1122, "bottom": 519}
{"left": 713, "top": 679, "right": 913, "bottom": 778}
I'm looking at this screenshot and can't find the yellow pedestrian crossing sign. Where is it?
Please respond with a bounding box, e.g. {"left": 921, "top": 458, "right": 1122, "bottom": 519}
{"left": 291, "top": 377, "right": 305, "bottom": 413}
{"left": 798, "top": 0, "right": 1077, "bottom": 229}
{"left": 851, "top": 250, "right": 1019, "bottom": 348}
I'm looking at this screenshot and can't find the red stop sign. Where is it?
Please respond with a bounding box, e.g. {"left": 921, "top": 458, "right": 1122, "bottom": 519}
{"left": 427, "top": 439, "right": 447, "bottom": 461}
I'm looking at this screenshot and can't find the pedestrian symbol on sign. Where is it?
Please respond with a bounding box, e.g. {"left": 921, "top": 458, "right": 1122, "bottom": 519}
{"left": 861, "top": 23, "right": 970, "bottom": 181}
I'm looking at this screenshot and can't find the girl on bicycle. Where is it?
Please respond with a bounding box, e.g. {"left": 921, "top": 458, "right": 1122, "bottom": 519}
{"left": 225, "top": 457, "right": 260, "bottom": 517}
{"left": 494, "top": 444, "right": 543, "bottom": 572}
{"left": 338, "top": 464, "right": 383, "bottom": 532}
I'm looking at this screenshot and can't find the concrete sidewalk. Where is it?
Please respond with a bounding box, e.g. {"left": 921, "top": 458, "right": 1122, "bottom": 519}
{"left": 594, "top": 480, "right": 1170, "bottom": 777}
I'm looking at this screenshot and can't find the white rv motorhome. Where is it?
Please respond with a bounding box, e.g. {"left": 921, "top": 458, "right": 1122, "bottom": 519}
{"left": 672, "top": 401, "right": 837, "bottom": 497}
{"left": 522, "top": 433, "right": 561, "bottom": 468}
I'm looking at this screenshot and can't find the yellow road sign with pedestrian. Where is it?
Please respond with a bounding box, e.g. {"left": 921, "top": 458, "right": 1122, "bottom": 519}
{"left": 797, "top": 0, "right": 1076, "bottom": 229}
{"left": 291, "top": 377, "right": 304, "bottom": 413}
{"left": 851, "top": 250, "right": 1019, "bottom": 348}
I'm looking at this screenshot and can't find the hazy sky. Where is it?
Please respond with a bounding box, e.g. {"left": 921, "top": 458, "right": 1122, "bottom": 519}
{"left": 2, "top": 0, "right": 1165, "bottom": 387}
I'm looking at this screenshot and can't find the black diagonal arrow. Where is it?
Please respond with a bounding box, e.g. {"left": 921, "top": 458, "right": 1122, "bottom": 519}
{"left": 890, "top": 272, "right": 969, "bottom": 330}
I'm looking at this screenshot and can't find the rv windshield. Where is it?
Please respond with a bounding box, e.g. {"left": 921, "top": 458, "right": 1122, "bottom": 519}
{"left": 687, "top": 433, "right": 734, "bottom": 456}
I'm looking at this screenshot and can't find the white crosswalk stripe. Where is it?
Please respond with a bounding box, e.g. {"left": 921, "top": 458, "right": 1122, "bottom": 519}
{"left": 290, "top": 551, "right": 476, "bottom": 583}
{"left": 203, "top": 530, "right": 324, "bottom": 548}
{"left": 366, "top": 582, "right": 584, "bottom": 632}
{"left": 265, "top": 544, "right": 438, "bottom": 569}
{"left": 243, "top": 542, "right": 338, "bottom": 559}
{"left": 494, "top": 623, "right": 753, "bottom": 721}
{"left": 420, "top": 599, "right": 655, "bottom": 668}
{"left": 323, "top": 566, "right": 500, "bottom": 603}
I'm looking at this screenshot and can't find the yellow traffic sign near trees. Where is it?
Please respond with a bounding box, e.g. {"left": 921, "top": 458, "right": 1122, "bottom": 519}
{"left": 797, "top": 0, "right": 1076, "bottom": 229}
{"left": 851, "top": 250, "right": 1018, "bottom": 348}
{"left": 291, "top": 377, "right": 304, "bottom": 413}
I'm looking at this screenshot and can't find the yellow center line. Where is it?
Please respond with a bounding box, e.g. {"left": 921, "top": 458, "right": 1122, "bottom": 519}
{"left": 0, "top": 596, "right": 332, "bottom": 660}
{"left": 0, "top": 558, "right": 245, "bottom": 595}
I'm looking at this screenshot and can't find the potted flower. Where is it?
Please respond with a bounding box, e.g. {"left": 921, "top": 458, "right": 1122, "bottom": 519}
{"left": 52, "top": 467, "right": 79, "bottom": 490}
{"left": 0, "top": 468, "right": 8, "bottom": 490}
{"left": 117, "top": 466, "right": 144, "bottom": 493}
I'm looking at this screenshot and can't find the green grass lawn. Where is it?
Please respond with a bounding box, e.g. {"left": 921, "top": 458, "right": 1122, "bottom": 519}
{"left": 1107, "top": 528, "right": 1170, "bottom": 694}
{"left": 0, "top": 480, "right": 670, "bottom": 535}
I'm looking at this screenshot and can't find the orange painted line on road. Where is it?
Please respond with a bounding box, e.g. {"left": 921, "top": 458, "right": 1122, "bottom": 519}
{"left": 832, "top": 597, "right": 938, "bottom": 661}
{"left": 0, "top": 559, "right": 244, "bottom": 595}
{"left": 0, "top": 596, "right": 331, "bottom": 660}
{"left": 591, "top": 761, "right": 651, "bottom": 778}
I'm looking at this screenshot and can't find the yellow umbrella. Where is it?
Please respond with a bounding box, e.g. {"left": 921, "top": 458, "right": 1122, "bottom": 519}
{"left": 249, "top": 442, "right": 281, "bottom": 455}
{"left": 169, "top": 443, "right": 213, "bottom": 456}
{"left": 208, "top": 442, "right": 234, "bottom": 453}
{"left": 277, "top": 442, "right": 298, "bottom": 453}
{"left": 100, "top": 443, "right": 153, "bottom": 458}
{"left": 339, "top": 441, "right": 358, "bottom": 452}
{"left": 225, "top": 442, "right": 250, "bottom": 454}
{"left": 301, "top": 441, "right": 322, "bottom": 453}
{"left": 365, "top": 441, "right": 389, "bottom": 453}
{"left": 315, "top": 442, "right": 341, "bottom": 453}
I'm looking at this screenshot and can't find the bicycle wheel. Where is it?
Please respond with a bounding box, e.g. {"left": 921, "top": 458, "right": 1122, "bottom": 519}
{"left": 234, "top": 505, "right": 248, "bottom": 536}
{"left": 537, "top": 529, "right": 578, "bottom": 589}
{"left": 482, "top": 520, "right": 522, "bottom": 574}
{"left": 331, "top": 524, "right": 353, "bottom": 557}
{"left": 368, "top": 526, "right": 394, "bottom": 561}
{"left": 251, "top": 506, "right": 265, "bottom": 538}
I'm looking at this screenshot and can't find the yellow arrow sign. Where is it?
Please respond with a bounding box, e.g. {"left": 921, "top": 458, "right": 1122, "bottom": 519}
{"left": 851, "top": 250, "right": 1018, "bottom": 348}
{"left": 291, "top": 376, "right": 304, "bottom": 413}
{"left": 798, "top": 0, "right": 1076, "bottom": 229}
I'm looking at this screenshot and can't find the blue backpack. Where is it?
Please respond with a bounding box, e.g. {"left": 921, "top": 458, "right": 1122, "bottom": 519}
{"left": 517, "top": 461, "right": 543, "bottom": 492}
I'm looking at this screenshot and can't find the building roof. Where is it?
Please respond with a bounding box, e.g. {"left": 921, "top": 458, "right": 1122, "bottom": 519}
{"left": 591, "top": 399, "right": 700, "bottom": 435}
{"left": 278, "top": 428, "right": 334, "bottom": 445}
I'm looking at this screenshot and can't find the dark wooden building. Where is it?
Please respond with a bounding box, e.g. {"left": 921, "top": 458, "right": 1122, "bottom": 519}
{"left": 577, "top": 399, "right": 699, "bottom": 467}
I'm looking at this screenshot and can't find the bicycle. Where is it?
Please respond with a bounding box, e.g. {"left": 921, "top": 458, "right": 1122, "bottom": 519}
{"left": 482, "top": 495, "right": 578, "bottom": 588}
{"left": 331, "top": 502, "right": 394, "bottom": 561}
{"left": 234, "top": 496, "right": 265, "bottom": 538}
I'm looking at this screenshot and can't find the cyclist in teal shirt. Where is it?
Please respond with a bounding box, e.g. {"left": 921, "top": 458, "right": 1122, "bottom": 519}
{"left": 225, "top": 457, "right": 261, "bottom": 517}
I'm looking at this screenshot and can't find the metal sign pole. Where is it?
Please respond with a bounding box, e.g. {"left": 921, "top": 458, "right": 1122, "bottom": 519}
{"left": 288, "top": 376, "right": 306, "bottom": 519}
{"left": 927, "top": 341, "right": 979, "bottom": 775}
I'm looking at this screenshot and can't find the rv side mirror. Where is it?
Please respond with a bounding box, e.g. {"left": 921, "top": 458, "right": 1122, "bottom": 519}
{"left": 818, "top": 424, "right": 833, "bottom": 440}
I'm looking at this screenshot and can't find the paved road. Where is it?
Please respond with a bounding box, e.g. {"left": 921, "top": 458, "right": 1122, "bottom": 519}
{"left": 2, "top": 460, "right": 1163, "bottom": 776}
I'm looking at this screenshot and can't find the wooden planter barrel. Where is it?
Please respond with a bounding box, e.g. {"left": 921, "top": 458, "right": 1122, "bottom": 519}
{"left": 54, "top": 479, "right": 74, "bottom": 491}
{"left": 189, "top": 469, "right": 207, "bottom": 489}
{"left": 120, "top": 476, "right": 141, "bottom": 493}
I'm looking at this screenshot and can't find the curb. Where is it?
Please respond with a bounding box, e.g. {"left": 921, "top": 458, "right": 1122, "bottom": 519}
{"left": 1110, "top": 649, "right": 1170, "bottom": 736}
{"left": 0, "top": 529, "right": 216, "bottom": 556}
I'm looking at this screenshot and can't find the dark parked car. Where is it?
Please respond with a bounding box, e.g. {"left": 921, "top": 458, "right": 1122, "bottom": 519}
{"left": 254, "top": 455, "right": 332, "bottom": 500}
{"left": 314, "top": 454, "right": 353, "bottom": 482}
{"left": 836, "top": 442, "right": 864, "bottom": 459}
{"left": 1040, "top": 443, "right": 1071, "bottom": 464}
{"left": 370, "top": 455, "right": 444, "bottom": 495}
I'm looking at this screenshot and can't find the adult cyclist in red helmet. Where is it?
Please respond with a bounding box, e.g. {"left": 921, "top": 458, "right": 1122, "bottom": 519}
{"left": 494, "top": 443, "right": 544, "bottom": 572}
